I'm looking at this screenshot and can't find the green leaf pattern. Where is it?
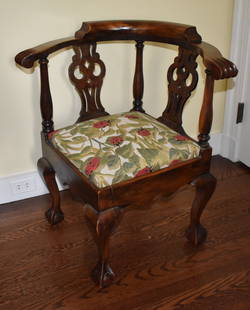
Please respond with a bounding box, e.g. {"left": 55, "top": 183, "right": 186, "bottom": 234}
{"left": 51, "top": 112, "right": 200, "bottom": 188}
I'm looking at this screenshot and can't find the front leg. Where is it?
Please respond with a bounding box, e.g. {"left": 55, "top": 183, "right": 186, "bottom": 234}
{"left": 37, "top": 157, "right": 64, "bottom": 225}
{"left": 186, "top": 173, "right": 217, "bottom": 245}
{"left": 85, "top": 205, "right": 123, "bottom": 288}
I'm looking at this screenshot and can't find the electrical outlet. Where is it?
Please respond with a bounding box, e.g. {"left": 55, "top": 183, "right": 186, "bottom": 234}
{"left": 10, "top": 177, "right": 35, "bottom": 195}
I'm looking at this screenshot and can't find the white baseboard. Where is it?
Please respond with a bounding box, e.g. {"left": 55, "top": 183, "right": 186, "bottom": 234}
{"left": 0, "top": 171, "right": 65, "bottom": 205}
{"left": 0, "top": 171, "right": 47, "bottom": 204}
{"left": 0, "top": 132, "right": 222, "bottom": 205}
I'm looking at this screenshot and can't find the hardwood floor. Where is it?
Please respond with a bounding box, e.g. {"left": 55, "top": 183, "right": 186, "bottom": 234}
{"left": 0, "top": 156, "right": 250, "bottom": 310}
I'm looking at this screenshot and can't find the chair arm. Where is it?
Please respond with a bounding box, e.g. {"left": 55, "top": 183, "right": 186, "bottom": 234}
{"left": 194, "top": 42, "right": 238, "bottom": 80}
{"left": 15, "top": 36, "right": 78, "bottom": 68}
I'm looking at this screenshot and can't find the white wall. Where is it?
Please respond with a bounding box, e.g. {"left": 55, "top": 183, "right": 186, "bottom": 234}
{"left": 1, "top": 0, "right": 234, "bottom": 179}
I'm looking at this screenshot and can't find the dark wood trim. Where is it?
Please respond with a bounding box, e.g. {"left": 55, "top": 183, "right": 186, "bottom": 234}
{"left": 158, "top": 47, "right": 199, "bottom": 134}
{"left": 39, "top": 58, "right": 54, "bottom": 134}
{"left": 15, "top": 24, "right": 237, "bottom": 82}
{"left": 85, "top": 204, "right": 124, "bottom": 287}
{"left": 75, "top": 20, "right": 202, "bottom": 44}
{"left": 131, "top": 41, "right": 145, "bottom": 112}
{"left": 198, "top": 72, "right": 214, "bottom": 148}
{"left": 194, "top": 42, "right": 238, "bottom": 80}
{"left": 186, "top": 173, "right": 217, "bottom": 245}
{"left": 15, "top": 37, "right": 77, "bottom": 68}
{"left": 68, "top": 43, "right": 108, "bottom": 123}
{"left": 37, "top": 157, "right": 64, "bottom": 225}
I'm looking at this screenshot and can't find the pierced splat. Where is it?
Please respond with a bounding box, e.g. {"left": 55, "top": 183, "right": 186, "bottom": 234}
{"left": 158, "top": 47, "right": 199, "bottom": 134}
{"left": 68, "top": 43, "right": 109, "bottom": 122}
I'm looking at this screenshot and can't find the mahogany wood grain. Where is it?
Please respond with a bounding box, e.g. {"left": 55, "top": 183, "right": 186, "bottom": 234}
{"left": 131, "top": 41, "right": 145, "bottom": 112}
{"left": 39, "top": 58, "right": 54, "bottom": 134}
{"left": 37, "top": 157, "right": 64, "bottom": 225}
{"left": 85, "top": 204, "right": 124, "bottom": 288}
{"left": 158, "top": 47, "right": 199, "bottom": 133}
{"left": 194, "top": 42, "right": 238, "bottom": 80}
{"left": 186, "top": 173, "right": 217, "bottom": 245}
{"left": 15, "top": 37, "right": 77, "bottom": 68}
{"left": 68, "top": 43, "right": 109, "bottom": 123}
{"left": 198, "top": 72, "right": 215, "bottom": 148}
{"left": 75, "top": 20, "right": 202, "bottom": 45}
{"left": 15, "top": 22, "right": 237, "bottom": 81}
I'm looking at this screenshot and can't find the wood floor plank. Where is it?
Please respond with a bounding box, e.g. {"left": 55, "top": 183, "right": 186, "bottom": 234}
{"left": 0, "top": 156, "right": 250, "bottom": 309}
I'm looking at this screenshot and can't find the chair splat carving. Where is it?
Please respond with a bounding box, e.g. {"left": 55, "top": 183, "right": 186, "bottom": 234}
{"left": 68, "top": 43, "right": 108, "bottom": 123}
{"left": 159, "top": 47, "right": 199, "bottom": 134}
{"left": 15, "top": 20, "right": 238, "bottom": 288}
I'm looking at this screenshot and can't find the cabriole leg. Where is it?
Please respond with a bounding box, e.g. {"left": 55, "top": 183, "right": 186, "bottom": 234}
{"left": 37, "top": 157, "right": 64, "bottom": 225}
{"left": 85, "top": 204, "right": 123, "bottom": 288}
{"left": 186, "top": 173, "right": 217, "bottom": 245}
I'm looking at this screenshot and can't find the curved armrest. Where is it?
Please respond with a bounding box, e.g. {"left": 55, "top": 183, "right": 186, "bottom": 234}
{"left": 195, "top": 42, "right": 238, "bottom": 80}
{"left": 15, "top": 36, "right": 78, "bottom": 68}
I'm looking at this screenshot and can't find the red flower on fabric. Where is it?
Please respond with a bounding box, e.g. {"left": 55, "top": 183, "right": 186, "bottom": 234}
{"left": 93, "top": 120, "right": 110, "bottom": 128}
{"left": 125, "top": 114, "right": 139, "bottom": 119}
{"left": 135, "top": 167, "right": 152, "bottom": 177}
{"left": 169, "top": 159, "right": 181, "bottom": 166}
{"left": 47, "top": 130, "right": 58, "bottom": 139}
{"left": 85, "top": 157, "right": 100, "bottom": 176}
{"left": 137, "top": 128, "right": 150, "bottom": 136}
{"left": 175, "top": 135, "right": 189, "bottom": 141}
{"left": 107, "top": 136, "right": 124, "bottom": 146}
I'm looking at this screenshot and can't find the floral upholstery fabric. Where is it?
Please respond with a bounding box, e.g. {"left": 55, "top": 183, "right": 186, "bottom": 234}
{"left": 50, "top": 112, "right": 200, "bottom": 188}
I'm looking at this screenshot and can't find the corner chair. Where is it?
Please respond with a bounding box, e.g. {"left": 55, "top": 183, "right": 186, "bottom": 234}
{"left": 15, "top": 20, "right": 238, "bottom": 288}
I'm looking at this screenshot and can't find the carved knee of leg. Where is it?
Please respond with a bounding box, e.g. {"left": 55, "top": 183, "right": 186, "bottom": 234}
{"left": 186, "top": 173, "right": 216, "bottom": 245}
{"left": 37, "top": 157, "right": 64, "bottom": 225}
{"left": 85, "top": 205, "right": 124, "bottom": 287}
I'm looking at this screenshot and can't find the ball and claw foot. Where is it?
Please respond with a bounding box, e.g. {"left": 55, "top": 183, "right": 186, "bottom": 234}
{"left": 45, "top": 208, "right": 64, "bottom": 225}
{"left": 91, "top": 262, "right": 116, "bottom": 288}
{"left": 185, "top": 223, "right": 207, "bottom": 246}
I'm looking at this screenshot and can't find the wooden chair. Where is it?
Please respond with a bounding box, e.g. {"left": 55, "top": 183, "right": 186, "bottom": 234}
{"left": 15, "top": 20, "right": 237, "bottom": 288}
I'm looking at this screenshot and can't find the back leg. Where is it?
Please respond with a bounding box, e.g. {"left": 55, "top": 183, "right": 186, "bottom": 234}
{"left": 186, "top": 173, "right": 217, "bottom": 245}
{"left": 37, "top": 157, "right": 64, "bottom": 225}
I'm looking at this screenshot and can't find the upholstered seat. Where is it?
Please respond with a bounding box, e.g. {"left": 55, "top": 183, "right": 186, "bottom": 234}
{"left": 50, "top": 112, "right": 200, "bottom": 188}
